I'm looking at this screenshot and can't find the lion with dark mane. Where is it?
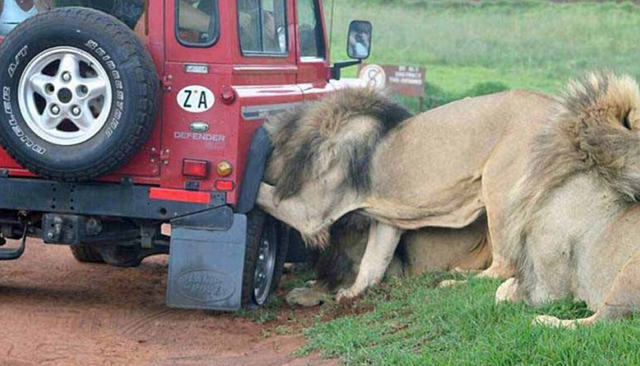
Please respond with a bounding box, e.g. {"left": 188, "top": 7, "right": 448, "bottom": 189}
{"left": 258, "top": 86, "right": 554, "bottom": 301}
{"left": 286, "top": 214, "right": 491, "bottom": 306}
{"left": 496, "top": 72, "right": 640, "bottom": 327}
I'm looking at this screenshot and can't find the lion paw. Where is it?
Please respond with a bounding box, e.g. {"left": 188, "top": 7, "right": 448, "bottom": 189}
{"left": 495, "top": 277, "right": 519, "bottom": 304}
{"left": 452, "top": 267, "right": 480, "bottom": 276}
{"left": 532, "top": 315, "right": 576, "bottom": 329}
{"left": 336, "top": 287, "right": 362, "bottom": 304}
{"left": 438, "top": 279, "right": 467, "bottom": 288}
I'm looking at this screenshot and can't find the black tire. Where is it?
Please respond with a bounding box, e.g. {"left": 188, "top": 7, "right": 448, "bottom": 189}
{"left": 242, "top": 210, "right": 289, "bottom": 308}
{"left": 0, "top": 7, "right": 159, "bottom": 181}
{"left": 70, "top": 242, "right": 146, "bottom": 267}
{"left": 70, "top": 243, "right": 104, "bottom": 263}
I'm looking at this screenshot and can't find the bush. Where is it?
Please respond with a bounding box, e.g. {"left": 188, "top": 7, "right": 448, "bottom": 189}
{"left": 414, "top": 80, "right": 509, "bottom": 112}
{"left": 465, "top": 81, "right": 510, "bottom": 97}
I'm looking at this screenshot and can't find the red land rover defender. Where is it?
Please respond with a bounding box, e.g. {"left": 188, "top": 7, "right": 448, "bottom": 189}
{"left": 0, "top": 0, "right": 371, "bottom": 310}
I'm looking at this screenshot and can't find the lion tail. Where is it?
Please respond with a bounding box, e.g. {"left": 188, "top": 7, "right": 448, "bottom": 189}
{"left": 500, "top": 71, "right": 640, "bottom": 269}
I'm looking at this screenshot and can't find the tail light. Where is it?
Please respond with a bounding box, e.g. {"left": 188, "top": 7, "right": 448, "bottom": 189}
{"left": 215, "top": 180, "right": 235, "bottom": 191}
{"left": 182, "top": 159, "right": 209, "bottom": 179}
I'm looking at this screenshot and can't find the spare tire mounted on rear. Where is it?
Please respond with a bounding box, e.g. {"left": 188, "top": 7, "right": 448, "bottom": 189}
{"left": 0, "top": 7, "right": 158, "bottom": 181}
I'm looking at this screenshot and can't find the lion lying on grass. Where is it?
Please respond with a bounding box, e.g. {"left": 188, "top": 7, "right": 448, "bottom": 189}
{"left": 496, "top": 72, "right": 640, "bottom": 328}
{"left": 258, "top": 87, "right": 555, "bottom": 301}
{"left": 287, "top": 215, "right": 491, "bottom": 307}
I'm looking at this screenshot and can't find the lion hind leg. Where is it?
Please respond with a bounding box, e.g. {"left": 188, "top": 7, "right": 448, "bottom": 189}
{"left": 586, "top": 252, "right": 640, "bottom": 321}
{"left": 533, "top": 248, "right": 640, "bottom": 328}
{"left": 336, "top": 221, "right": 402, "bottom": 302}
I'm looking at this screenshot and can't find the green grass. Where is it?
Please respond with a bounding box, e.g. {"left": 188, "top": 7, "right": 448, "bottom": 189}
{"left": 326, "top": 0, "right": 640, "bottom": 110}
{"left": 301, "top": 274, "right": 640, "bottom": 365}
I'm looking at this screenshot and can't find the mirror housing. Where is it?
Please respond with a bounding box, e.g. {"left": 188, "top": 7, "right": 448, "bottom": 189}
{"left": 330, "top": 20, "right": 373, "bottom": 80}
{"left": 347, "top": 20, "right": 372, "bottom": 60}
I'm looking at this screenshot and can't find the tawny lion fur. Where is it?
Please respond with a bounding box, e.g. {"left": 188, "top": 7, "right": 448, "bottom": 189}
{"left": 496, "top": 72, "right": 640, "bottom": 328}
{"left": 258, "top": 86, "right": 555, "bottom": 301}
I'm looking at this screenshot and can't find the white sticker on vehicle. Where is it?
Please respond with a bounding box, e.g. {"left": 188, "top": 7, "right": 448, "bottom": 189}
{"left": 177, "top": 85, "right": 215, "bottom": 113}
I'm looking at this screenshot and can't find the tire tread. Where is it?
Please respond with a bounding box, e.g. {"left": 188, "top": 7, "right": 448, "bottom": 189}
{"left": 0, "top": 7, "right": 159, "bottom": 181}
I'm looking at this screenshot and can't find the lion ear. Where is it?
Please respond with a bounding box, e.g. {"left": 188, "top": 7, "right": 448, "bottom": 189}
{"left": 622, "top": 109, "right": 640, "bottom": 130}
{"left": 622, "top": 113, "right": 631, "bottom": 130}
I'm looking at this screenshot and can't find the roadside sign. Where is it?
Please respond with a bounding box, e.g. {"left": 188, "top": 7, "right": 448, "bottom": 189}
{"left": 359, "top": 64, "right": 425, "bottom": 97}
{"left": 359, "top": 63, "right": 426, "bottom": 110}
{"left": 359, "top": 64, "right": 387, "bottom": 89}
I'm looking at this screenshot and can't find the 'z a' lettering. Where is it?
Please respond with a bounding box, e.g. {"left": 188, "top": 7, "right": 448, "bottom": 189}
{"left": 198, "top": 92, "right": 208, "bottom": 109}
{"left": 182, "top": 89, "right": 193, "bottom": 108}
{"left": 177, "top": 86, "right": 215, "bottom": 113}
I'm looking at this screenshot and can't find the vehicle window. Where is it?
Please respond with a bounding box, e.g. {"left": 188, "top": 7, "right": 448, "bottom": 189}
{"left": 297, "top": 0, "right": 325, "bottom": 59}
{"left": 0, "top": 0, "right": 40, "bottom": 36}
{"left": 176, "top": 0, "right": 219, "bottom": 46}
{"left": 0, "top": 0, "right": 146, "bottom": 36}
{"left": 238, "top": 0, "right": 287, "bottom": 56}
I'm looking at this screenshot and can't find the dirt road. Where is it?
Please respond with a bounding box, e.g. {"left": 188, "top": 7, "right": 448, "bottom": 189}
{"left": 0, "top": 238, "right": 333, "bottom": 366}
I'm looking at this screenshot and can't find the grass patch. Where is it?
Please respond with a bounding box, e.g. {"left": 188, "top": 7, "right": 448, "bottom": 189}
{"left": 328, "top": 0, "right": 640, "bottom": 111}
{"left": 302, "top": 273, "right": 640, "bottom": 365}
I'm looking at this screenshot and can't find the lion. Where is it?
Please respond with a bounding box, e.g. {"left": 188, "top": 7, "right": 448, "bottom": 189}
{"left": 257, "top": 87, "right": 555, "bottom": 301}
{"left": 286, "top": 214, "right": 491, "bottom": 307}
{"left": 495, "top": 72, "right": 640, "bottom": 328}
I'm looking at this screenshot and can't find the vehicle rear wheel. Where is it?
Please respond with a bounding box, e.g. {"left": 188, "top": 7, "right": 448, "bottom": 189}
{"left": 0, "top": 7, "right": 159, "bottom": 180}
{"left": 69, "top": 243, "right": 104, "bottom": 263}
{"left": 70, "top": 242, "right": 146, "bottom": 267}
{"left": 242, "top": 210, "right": 289, "bottom": 308}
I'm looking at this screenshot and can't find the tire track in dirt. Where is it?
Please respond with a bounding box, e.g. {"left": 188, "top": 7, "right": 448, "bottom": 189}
{"left": 118, "top": 309, "right": 176, "bottom": 337}
{"left": 0, "top": 239, "right": 334, "bottom": 366}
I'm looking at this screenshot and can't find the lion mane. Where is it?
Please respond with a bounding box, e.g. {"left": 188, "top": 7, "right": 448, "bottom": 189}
{"left": 264, "top": 87, "right": 413, "bottom": 201}
{"left": 502, "top": 71, "right": 640, "bottom": 290}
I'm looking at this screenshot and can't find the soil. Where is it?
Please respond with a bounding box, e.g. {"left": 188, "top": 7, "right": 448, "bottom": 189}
{"left": 0, "top": 238, "right": 337, "bottom": 366}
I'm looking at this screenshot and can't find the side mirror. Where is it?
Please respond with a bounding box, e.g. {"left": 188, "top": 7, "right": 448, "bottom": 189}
{"left": 347, "top": 20, "right": 372, "bottom": 60}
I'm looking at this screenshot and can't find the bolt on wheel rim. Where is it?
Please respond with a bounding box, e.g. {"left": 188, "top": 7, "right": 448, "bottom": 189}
{"left": 18, "top": 46, "right": 113, "bottom": 146}
{"left": 253, "top": 226, "right": 276, "bottom": 305}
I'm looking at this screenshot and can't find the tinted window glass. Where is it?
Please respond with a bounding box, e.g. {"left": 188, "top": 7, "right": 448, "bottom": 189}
{"left": 176, "top": 0, "right": 219, "bottom": 46}
{"left": 238, "top": 0, "right": 287, "bottom": 55}
{"left": 297, "top": 0, "right": 324, "bottom": 59}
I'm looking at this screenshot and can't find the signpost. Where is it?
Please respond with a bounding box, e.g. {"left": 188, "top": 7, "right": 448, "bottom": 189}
{"left": 358, "top": 64, "right": 426, "bottom": 111}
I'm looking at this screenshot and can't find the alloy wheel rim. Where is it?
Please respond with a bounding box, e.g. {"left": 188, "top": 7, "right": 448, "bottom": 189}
{"left": 253, "top": 225, "right": 277, "bottom": 305}
{"left": 18, "top": 46, "right": 113, "bottom": 146}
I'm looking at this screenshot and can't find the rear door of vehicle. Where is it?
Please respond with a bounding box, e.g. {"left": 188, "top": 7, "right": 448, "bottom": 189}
{"left": 162, "top": 0, "right": 233, "bottom": 192}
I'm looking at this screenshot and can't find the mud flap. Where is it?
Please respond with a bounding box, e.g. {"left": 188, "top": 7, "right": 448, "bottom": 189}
{"left": 166, "top": 214, "right": 247, "bottom": 311}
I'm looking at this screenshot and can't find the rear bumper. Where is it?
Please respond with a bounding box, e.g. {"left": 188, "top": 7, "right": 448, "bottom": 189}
{"left": 0, "top": 175, "right": 225, "bottom": 221}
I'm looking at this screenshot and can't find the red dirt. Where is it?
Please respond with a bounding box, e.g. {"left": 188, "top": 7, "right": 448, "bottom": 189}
{"left": 0, "top": 238, "right": 337, "bottom": 366}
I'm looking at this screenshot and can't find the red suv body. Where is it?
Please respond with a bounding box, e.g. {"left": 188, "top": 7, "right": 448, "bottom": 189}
{"left": 0, "top": 0, "right": 369, "bottom": 310}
